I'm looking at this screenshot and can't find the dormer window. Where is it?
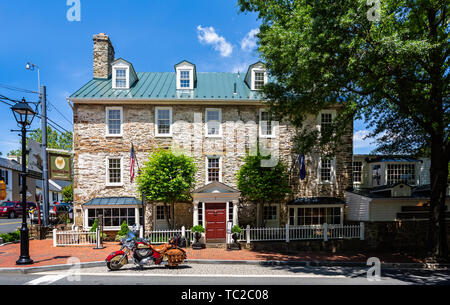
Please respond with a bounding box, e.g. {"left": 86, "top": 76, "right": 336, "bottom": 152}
{"left": 245, "top": 62, "right": 268, "bottom": 91}
{"left": 115, "top": 68, "right": 127, "bottom": 88}
{"left": 180, "top": 70, "right": 191, "bottom": 88}
{"left": 175, "top": 60, "right": 196, "bottom": 90}
{"left": 254, "top": 71, "right": 265, "bottom": 89}
{"left": 111, "top": 58, "right": 138, "bottom": 90}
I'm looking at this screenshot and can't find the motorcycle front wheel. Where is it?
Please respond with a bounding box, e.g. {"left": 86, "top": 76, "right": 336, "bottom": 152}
{"left": 107, "top": 255, "right": 128, "bottom": 271}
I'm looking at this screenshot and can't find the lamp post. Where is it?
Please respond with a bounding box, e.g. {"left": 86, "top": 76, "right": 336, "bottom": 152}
{"left": 11, "top": 98, "right": 36, "bottom": 265}
{"left": 26, "top": 62, "right": 49, "bottom": 227}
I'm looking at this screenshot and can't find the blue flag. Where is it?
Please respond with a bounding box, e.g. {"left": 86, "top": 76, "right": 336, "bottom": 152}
{"left": 299, "top": 154, "right": 306, "bottom": 180}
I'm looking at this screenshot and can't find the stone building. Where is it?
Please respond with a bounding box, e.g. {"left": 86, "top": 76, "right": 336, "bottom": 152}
{"left": 68, "top": 33, "right": 353, "bottom": 242}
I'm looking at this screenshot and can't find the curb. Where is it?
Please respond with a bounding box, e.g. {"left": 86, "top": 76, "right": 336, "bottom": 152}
{"left": 1, "top": 259, "right": 449, "bottom": 274}
{"left": 0, "top": 261, "right": 106, "bottom": 274}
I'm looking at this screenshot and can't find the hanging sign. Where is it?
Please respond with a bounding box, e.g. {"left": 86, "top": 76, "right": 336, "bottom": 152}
{"left": 48, "top": 153, "right": 72, "bottom": 181}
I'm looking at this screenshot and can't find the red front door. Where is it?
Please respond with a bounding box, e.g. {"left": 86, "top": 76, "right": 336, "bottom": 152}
{"left": 205, "top": 203, "right": 226, "bottom": 241}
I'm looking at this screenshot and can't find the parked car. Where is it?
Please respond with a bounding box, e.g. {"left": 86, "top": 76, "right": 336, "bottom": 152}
{"left": 32, "top": 203, "right": 72, "bottom": 224}
{"left": 0, "top": 201, "right": 36, "bottom": 219}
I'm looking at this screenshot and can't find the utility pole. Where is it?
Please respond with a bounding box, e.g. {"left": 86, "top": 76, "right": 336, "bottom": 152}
{"left": 41, "top": 85, "right": 49, "bottom": 227}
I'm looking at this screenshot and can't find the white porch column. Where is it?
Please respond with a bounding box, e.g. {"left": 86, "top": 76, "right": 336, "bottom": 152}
{"left": 232, "top": 200, "right": 239, "bottom": 226}
{"left": 83, "top": 208, "right": 88, "bottom": 230}
{"left": 193, "top": 201, "right": 199, "bottom": 226}
{"left": 135, "top": 207, "right": 140, "bottom": 227}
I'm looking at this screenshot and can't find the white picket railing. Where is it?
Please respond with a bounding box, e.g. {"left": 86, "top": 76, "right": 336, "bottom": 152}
{"left": 53, "top": 229, "right": 97, "bottom": 246}
{"left": 238, "top": 223, "right": 364, "bottom": 243}
{"left": 53, "top": 223, "right": 364, "bottom": 246}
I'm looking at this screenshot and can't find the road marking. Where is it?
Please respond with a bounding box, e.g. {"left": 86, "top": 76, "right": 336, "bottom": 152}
{"left": 25, "top": 274, "right": 69, "bottom": 285}
{"left": 35, "top": 271, "right": 349, "bottom": 279}
{"left": 0, "top": 222, "right": 21, "bottom": 226}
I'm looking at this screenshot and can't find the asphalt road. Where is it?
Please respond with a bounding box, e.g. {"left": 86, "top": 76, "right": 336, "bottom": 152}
{"left": 1, "top": 263, "right": 449, "bottom": 285}
{"left": 0, "top": 217, "right": 21, "bottom": 234}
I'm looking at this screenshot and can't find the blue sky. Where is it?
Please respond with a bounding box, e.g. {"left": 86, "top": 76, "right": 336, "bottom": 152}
{"left": 0, "top": 0, "right": 375, "bottom": 156}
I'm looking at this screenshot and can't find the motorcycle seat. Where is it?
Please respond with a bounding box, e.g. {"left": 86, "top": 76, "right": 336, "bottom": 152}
{"left": 151, "top": 244, "right": 170, "bottom": 253}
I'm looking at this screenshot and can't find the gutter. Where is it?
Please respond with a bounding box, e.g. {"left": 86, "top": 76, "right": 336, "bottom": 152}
{"left": 68, "top": 97, "right": 266, "bottom": 106}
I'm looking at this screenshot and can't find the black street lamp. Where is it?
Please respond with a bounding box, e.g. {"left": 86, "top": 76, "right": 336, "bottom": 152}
{"left": 11, "top": 98, "right": 36, "bottom": 265}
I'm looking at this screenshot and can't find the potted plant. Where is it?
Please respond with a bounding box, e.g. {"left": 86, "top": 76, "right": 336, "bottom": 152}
{"left": 190, "top": 225, "right": 205, "bottom": 249}
{"left": 115, "top": 220, "right": 130, "bottom": 243}
{"left": 228, "top": 225, "right": 242, "bottom": 250}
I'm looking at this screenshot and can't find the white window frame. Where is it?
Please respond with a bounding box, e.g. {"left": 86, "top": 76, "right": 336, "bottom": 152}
{"left": 84, "top": 206, "right": 140, "bottom": 231}
{"left": 352, "top": 161, "right": 363, "bottom": 184}
{"left": 318, "top": 156, "right": 336, "bottom": 184}
{"left": 386, "top": 162, "right": 416, "bottom": 186}
{"left": 106, "top": 156, "right": 123, "bottom": 187}
{"left": 259, "top": 109, "right": 275, "bottom": 138}
{"left": 0, "top": 169, "right": 10, "bottom": 187}
{"left": 205, "top": 108, "right": 222, "bottom": 137}
{"left": 155, "top": 106, "right": 173, "bottom": 137}
{"left": 112, "top": 65, "right": 130, "bottom": 89}
{"left": 179, "top": 70, "right": 191, "bottom": 89}
{"left": 105, "top": 106, "right": 123, "bottom": 137}
{"left": 176, "top": 66, "right": 194, "bottom": 90}
{"left": 251, "top": 68, "right": 268, "bottom": 90}
{"left": 205, "top": 155, "right": 223, "bottom": 184}
{"left": 317, "top": 109, "right": 336, "bottom": 133}
{"left": 288, "top": 205, "right": 344, "bottom": 226}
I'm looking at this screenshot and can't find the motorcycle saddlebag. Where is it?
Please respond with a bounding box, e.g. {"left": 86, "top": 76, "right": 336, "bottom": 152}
{"left": 165, "top": 248, "right": 187, "bottom": 266}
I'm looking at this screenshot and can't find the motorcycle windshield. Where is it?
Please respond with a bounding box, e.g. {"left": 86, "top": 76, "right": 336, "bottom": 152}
{"left": 126, "top": 231, "right": 135, "bottom": 242}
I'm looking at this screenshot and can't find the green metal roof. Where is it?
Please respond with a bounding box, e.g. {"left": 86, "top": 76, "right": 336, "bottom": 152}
{"left": 70, "top": 72, "right": 264, "bottom": 101}
{"left": 83, "top": 197, "right": 142, "bottom": 206}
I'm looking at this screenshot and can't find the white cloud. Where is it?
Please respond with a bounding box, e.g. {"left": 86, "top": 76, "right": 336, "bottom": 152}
{"left": 197, "top": 25, "right": 233, "bottom": 57}
{"left": 353, "top": 129, "right": 378, "bottom": 153}
{"left": 231, "top": 62, "right": 250, "bottom": 73}
{"left": 241, "top": 28, "right": 260, "bottom": 52}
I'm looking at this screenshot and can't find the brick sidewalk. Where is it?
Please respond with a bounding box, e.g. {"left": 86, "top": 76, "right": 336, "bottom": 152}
{"left": 0, "top": 239, "right": 424, "bottom": 268}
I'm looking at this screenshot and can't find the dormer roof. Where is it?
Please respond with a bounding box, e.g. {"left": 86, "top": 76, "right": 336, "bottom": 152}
{"left": 244, "top": 61, "right": 266, "bottom": 89}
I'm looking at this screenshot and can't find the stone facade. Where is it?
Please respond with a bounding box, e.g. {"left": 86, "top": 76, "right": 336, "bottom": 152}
{"left": 73, "top": 102, "right": 353, "bottom": 228}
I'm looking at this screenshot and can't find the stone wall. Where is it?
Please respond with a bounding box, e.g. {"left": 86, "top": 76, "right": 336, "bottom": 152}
{"left": 73, "top": 103, "right": 353, "bottom": 227}
{"left": 244, "top": 239, "right": 366, "bottom": 253}
{"left": 361, "top": 220, "right": 450, "bottom": 255}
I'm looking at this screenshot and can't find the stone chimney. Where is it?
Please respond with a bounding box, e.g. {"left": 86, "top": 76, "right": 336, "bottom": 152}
{"left": 93, "top": 33, "right": 115, "bottom": 79}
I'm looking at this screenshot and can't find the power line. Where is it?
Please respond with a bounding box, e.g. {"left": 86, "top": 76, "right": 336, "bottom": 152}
{"left": 0, "top": 83, "right": 39, "bottom": 94}
{"left": 1, "top": 93, "right": 71, "bottom": 134}
{"left": 48, "top": 101, "right": 73, "bottom": 126}
{"left": 0, "top": 99, "right": 14, "bottom": 107}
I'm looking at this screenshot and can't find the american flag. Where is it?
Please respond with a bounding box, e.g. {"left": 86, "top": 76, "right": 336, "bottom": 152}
{"left": 130, "top": 144, "right": 136, "bottom": 183}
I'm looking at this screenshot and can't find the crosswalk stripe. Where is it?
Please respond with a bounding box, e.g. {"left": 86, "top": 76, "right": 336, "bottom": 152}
{"left": 25, "top": 274, "right": 69, "bottom": 285}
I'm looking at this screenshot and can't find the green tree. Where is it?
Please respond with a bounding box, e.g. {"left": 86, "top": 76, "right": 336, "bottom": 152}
{"left": 237, "top": 153, "right": 290, "bottom": 227}
{"left": 62, "top": 184, "right": 73, "bottom": 203}
{"left": 137, "top": 149, "right": 197, "bottom": 229}
{"left": 8, "top": 126, "right": 73, "bottom": 156}
{"left": 239, "top": 0, "right": 449, "bottom": 260}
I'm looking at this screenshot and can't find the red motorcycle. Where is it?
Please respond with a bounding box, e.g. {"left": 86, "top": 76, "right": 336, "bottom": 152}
{"left": 105, "top": 228, "right": 187, "bottom": 270}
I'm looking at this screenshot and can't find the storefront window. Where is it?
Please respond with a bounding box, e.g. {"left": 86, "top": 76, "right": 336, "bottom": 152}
{"left": 290, "top": 206, "right": 342, "bottom": 225}
{"left": 87, "top": 207, "right": 138, "bottom": 228}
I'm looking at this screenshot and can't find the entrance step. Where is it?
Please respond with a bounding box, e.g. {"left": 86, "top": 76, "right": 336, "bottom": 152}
{"left": 205, "top": 243, "right": 227, "bottom": 249}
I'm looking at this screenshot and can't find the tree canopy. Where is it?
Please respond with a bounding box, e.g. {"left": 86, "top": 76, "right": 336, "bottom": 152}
{"left": 8, "top": 126, "right": 73, "bottom": 156}
{"left": 136, "top": 149, "right": 197, "bottom": 228}
{"left": 237, "top": 152, "right": 290, "bottom": 226}
{"left": 239, "top": 0, "right": 449, "bottom": 259}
